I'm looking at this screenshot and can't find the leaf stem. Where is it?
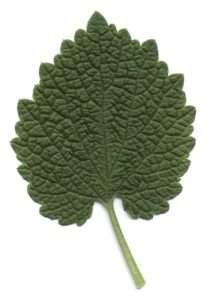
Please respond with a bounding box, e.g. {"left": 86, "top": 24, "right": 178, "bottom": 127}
{"left": 104, "top": 199, "right": 145, "bottom": 289}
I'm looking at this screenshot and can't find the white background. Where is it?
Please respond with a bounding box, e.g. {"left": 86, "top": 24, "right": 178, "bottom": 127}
{"left": 0, "top": 0, "right": 211, "bottom": 299}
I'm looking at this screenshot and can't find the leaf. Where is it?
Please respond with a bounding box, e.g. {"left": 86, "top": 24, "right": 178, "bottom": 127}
{"left": 11, "top": 12, "right": 195, "bottom": 288}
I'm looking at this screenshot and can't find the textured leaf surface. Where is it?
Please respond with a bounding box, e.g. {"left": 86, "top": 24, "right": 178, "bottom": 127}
{"left": 11, "top": 12, "right": 195, "bottom": 225}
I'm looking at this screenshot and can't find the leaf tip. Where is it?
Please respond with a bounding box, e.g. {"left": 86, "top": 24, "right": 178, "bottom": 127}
{"left": 87, "top": 11, "right": 108, "bottom": 32}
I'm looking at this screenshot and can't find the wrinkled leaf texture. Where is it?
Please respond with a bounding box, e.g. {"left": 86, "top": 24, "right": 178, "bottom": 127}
{"left": 11, "top": 12, "right": 195, "bottom": 225}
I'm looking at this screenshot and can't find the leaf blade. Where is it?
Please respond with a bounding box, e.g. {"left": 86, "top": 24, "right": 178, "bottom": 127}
{"left": 11, "top": 12, "right": 195, "bottom": 225}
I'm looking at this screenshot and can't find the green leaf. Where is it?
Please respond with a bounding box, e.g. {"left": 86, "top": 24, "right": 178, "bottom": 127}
{"left": 11, "top": 11, "right": 195, "bottom": 288}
